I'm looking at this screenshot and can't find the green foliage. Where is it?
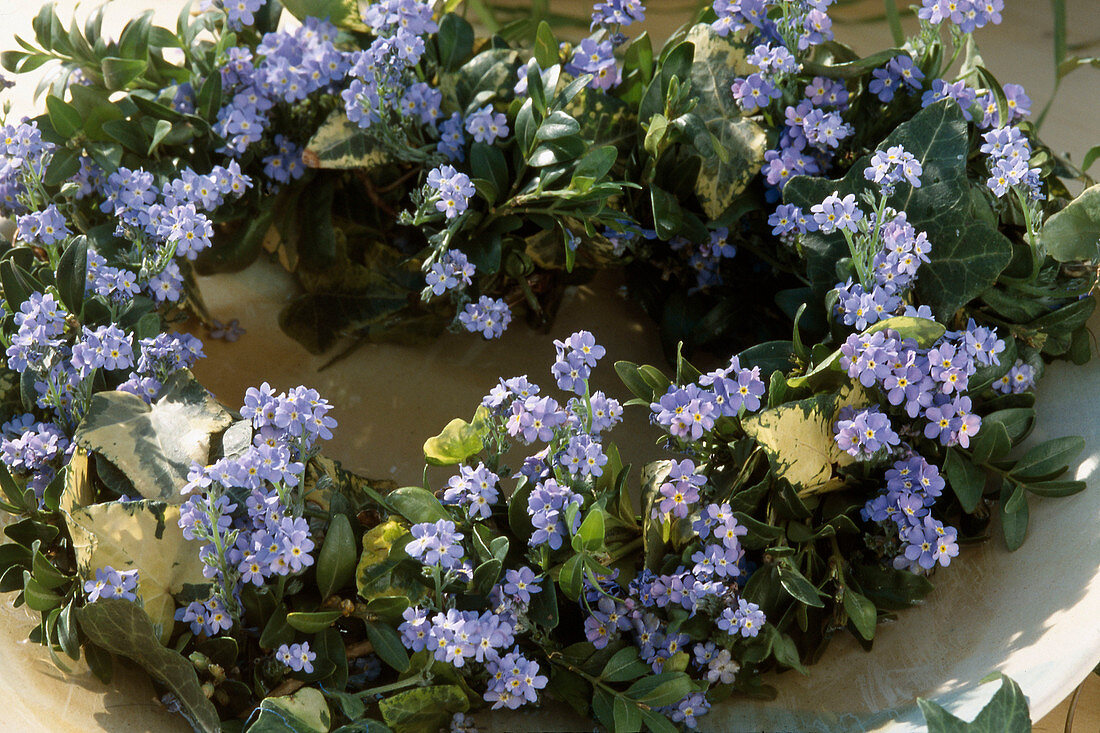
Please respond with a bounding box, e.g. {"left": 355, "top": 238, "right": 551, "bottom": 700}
{"left": 918, "top": 673, "right": 1030, "bottom": 733}
{"left": 786, "top": 102, "right": 1014, "bottom": 317}
{"left": 1041, "top": 183, "right": 1100, "bottom": 261}
{"left": 377, "top": 685, "right": 468, "bottom": 733}
{"left": 77, "top": 599, "right": 220, "bottom": 733}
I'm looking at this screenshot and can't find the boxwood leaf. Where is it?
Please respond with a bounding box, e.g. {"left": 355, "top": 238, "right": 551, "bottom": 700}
{"left": 316, "top": 513, "right": 357, "bottom": 599}
{"left": 999, "top": 480, "right": 1028, "bottom": 551}
{"left": 1011, "top": 436, "right": 1084, "bottom": 479}
{"left": 386, "top": 486, "right": 449, "bottom": 524}
{"left": 944, "top": 448, "right": 985, "bottom": 513}
{"left": 777, "top": 560, "right": 825, "bottom": 608}
{"left": 285, "top": 610, "right": 342, "bottom": 634}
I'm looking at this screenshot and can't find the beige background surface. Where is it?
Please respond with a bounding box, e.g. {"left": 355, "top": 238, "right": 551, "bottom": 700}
{"left": 0, "top": 0, "right": 1097, "bottom": 730}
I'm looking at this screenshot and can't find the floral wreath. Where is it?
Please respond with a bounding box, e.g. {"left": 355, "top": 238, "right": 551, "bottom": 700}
{"left": 0, "top": 0, "right": 1096, "bottom": 731}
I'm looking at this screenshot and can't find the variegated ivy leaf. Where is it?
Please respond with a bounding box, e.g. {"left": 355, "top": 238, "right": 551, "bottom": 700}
{"left": 741, "top": 385, "right": 866, "bottom": 495}
{"left": 302, "top": 110, "right": 392, "bottom": 171}
{"left": 73, "top": 369, "right": 234, "bottom": 503}
{"left": 62, "top": 451, "right": 208, "bottom": 643}
{"left": 684, "top": 23, "right": 767, "bottom": 219}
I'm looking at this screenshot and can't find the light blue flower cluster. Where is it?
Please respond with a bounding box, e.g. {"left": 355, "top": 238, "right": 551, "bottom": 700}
{"left": 426, "top": 164, "right": 476, "bottom": 220}
{"left": 443, "top": 462, "right": 500, "bottom": 519}
{"left": 343, "top": 0, "right": 441, "bottom": 137}
{"left": 459, "top": 296, "right": 512, "bottom": 339}
{"left": 861, "top": 454, "right": 960, "bottom": 573}
{"left": 399, "top": 605, "right": 548, "bottom": 710}
{"left": 0, "top": 415, "right": 70, "bottom": 496}
{"left": 176, "top": 383, "right": 335, "bottom": 635}
{"left": 214, "top": 17, "right": 347, "bottom": 159}
{"left": 650, "top": 356, "right": 766, "bottom": 441}
{"left": 836, "top": 319, "right": 1003, "bottom": 457}
{"left": 425, "top": 250, "right": 476, "bottom": 296}
{"left": 980, "top": 126, "right": 1041, "bottom": 199}
{"left": 275, "top": 641, "right": 317, "bottom": 673}
{"left": 83, "top": 566, "right": 139, "bottom": 602}
{"left": 917, "top": 0, "right": 1003, "bottom": 33}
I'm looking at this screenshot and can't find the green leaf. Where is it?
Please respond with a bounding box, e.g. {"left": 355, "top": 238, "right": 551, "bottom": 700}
{"left": 436, "top": 13, "right": 473, "bottom": 71}
{"left": 286, "top": 610, "right": 342, "bottom": 634}
{"left": 1023, "top": 479, "right": 1086, "bottom": 497}
{"left": 640, "top": 709, "right": 679, "bottom": 733}
{"left": 527, "top": 136, "right": 586, "bottom": 167}
{"left": 613, "top": 696, "right": 642, "bottom": 733}
{"left": 100, "top": 56, "right": 146, "bottom": 90}
{"left": 23, "top": 570, "right": 62, "bottom": 611}
{"left": 945, "top": 448, "right": 985, "bottom": 513}
{"left": 650, "top": 184, "right": 682, "bottom": 240}
{"left": 423, "top": 406, "right": 490, "bottom": 465}
{"left": 801, "top": 48, "right": 904, "bottom": 79}
{"left": 363, "top": 620, "right": 410, "bottom": 673}
{"left": 559, "top": 553, "right": 584, "bottom": 601}
{"left": 56, "top": 235, "right": 88, "bottom": 314}
{"left": 1041, "top": 182, "right": 1100, "bottom": 261}
{"left": 777, "top": 560, "right": 825, "bottom": 608}
{"left": 999, "top": 481, "right": 1029, "bottom": 551}
{"left": 982, "top": 408, "right": 1035, "bottom": 445}
{"left": 1011, "top": 436, "right": 1085, "bottom": 480}
{"left": 843, "top": 588, "right": 877, "bottom": 640}
{"left": 316, "top": 513, "right": 357, "bottom": 598}
{"left": 73, "top": 370, "right": 234, "bottom": 502}
{"left": 386, "top": 486, "right": 449, "bottom": 524}
{"left": 77, "top": 599, "right": 220, "bottom": 733}
{"left": 683, "top": 23, "right": 766, "bottom": 218}
{"left": 527, "top": 576, "right": 558, "bottom": 629}
{"left": 576, "top": 508, "right": 605, "bottom": 551}
{"left": 600, "top": 646, "right": 650, "bottom": 683}
{"left": 43, "top": 147, "right": 80, "bottom": 186}
{"left": 439, "top": 48, "right": 522, "bottom": 115}
{"left": 851, "top": 563, "right": 934, "bottom": 611}
{"left": 46, "top": 94, "right": 82, "bottom": 138}
{"left": 534, "top": 21, "right": 558, "bottom": 68}
{"left": 625, "top": 671, "right": 693, "bottom": 707}
{"left": 378, "top": 685, "right": 468, "bottom": 733}
{"left": 470, "top": 142, "right": 508, "bottom": 204}
{"left": 786, "top": 102, "right": 1012, "bottom": 315}
{"left": 918, "top": 673, "right": 1030, "bottom": 733}
{"left": 260, "top": 604, "right": 295, "bottom": 650}
{"left": 0, "top": 259, "right": 34, "bottom": 314}
{"left": 248, "top": 687, "right": 332, "bottom": 733}
{"left": 148, "top": 118, "right": 173, "bottom": 154}
{"left": 536, "top": 110, "right": 581, "bottom": 140}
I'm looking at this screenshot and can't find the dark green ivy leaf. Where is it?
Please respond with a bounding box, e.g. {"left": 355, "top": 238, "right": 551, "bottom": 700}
{"left": 76, "top": 599, "right": 220, "bottom": 733}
